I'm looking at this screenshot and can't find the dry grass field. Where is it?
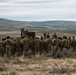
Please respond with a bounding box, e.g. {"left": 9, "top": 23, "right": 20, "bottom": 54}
{"left": 0, "top": 55, "right": 76, "bottom": 75}
{"left": 0, "top": 30, "right": 76, "bottom": 38}
{"left": 0, "top": 31, "right": 20, "bottom": 37}
{"left": 0, "top": 30, "right": 76, "bottom": 75}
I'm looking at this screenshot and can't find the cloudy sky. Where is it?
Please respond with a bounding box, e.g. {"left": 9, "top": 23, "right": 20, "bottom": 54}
{"left": 0, "top": 0, "right": 76, "bottom": 21}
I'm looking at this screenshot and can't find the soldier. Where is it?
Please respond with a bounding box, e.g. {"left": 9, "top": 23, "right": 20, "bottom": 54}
{"left": 63, "top": 36, "right": 68, "bottom": 39}
{"left": 44, "top": 33, "right": 47, "bottom": 39}
{"left": 30, "top": 38, "right": 35, "bottom": 55}
{"left": 0, "top": 40, "right": 5, "bottom": 56}
{"left": 14, "top": 38, "right": 22, "bottom": 57}
{"left": 21, "top": 36, "right": 30, "bottom": 57}
{"left": 0, "top": 37, "right": 1, "bottom": 41}
{"left": 5, "top": 38, "right": 12, "bottom": 57}
{"left": 71, "top": 36, "right": 76, "bottom": 51}
{"left": 52, "top": 33, "right": 57, "bottom": 39}
{"left": 40, "top": 38, "right": 48, "bottom": 54}
{"left": 10, "top": 38, "right": 17, "bottom": 57}
{"left": 33, "top": 37, "right": 40, "bottom": 55}
{"left": 51, "top": 37, "right": 62, "bottom": 58}
{"left": 40, "top": 36, "right": 44, "bottom": 40}
{"left": 40, "top": 37, "right": 44, "bottom": 55}
{"left": 46, "top": 33, "right": 50, "bottom": 39}
{"left": 67, "top": 37, "right": 72, "bottom": 49}
{"left": 58, "top": 38, "right": 63, "bottom": 51}
{"left": 45, "top": 38, "right": 52, "bottom": 53}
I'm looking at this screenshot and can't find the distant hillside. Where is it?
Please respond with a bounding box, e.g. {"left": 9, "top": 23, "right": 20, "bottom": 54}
{"left": 0, "top": 18, "right": 76, "bottom": 31}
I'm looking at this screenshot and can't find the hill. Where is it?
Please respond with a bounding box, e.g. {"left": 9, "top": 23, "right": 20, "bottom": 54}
{"left": 0, "top": 18, "right": 76, "bottom": 31}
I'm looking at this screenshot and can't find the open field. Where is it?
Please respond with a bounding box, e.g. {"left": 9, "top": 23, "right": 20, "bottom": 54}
{"left": 0, "top": 30, "right": 76, "bottom": 38}
{"left": 0, "top": 31, "right": 20, "bottom": 37}
{"left": 0, "top": 18, "right": 76, "bottom": 37}
{"left": 0, "top": 56, "right": 76, "bottom": 75}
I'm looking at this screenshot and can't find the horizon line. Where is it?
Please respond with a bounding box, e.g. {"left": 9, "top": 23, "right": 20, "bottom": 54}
{"left": 0, "top": 18, "right": 76, "bottom": 22}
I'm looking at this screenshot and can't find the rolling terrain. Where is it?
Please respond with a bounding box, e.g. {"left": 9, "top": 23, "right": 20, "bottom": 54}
{"left": 0, "top": 18, "right": 76, "bottom": 31}
{"left": 0, "top": 18, "right": 76, "bottom": 37}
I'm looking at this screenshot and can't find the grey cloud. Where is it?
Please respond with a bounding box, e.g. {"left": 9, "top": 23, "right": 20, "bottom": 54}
{"left": 0, "top": 0, "right": 76, "bottom": 21}
{"left": 13, "top": 0, "right": 64, "bottom": 4}
{"left": 0, "top": 0, "right": 9, "bottom": 2}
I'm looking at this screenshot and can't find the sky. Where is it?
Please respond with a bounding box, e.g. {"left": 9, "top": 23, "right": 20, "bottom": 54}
{"left": 0, "top": 0, "right": 76, "bottom": 21}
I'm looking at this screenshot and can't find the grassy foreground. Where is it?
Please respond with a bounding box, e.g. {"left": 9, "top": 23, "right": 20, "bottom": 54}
{"left": 0, "top": 56, "right": 76, "bottom": 75}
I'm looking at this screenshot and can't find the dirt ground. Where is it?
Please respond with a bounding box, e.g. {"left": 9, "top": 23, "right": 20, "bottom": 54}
{"left": 0, "top": 31, "right": 20, "bottom": 37}
{"left": 0, "top": 55, "right": 76, "bottom": 75}
{"left": 0, "top": 30, "right": 76, "bottom": 38}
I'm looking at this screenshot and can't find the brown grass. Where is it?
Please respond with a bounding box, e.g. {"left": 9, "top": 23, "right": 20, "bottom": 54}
{"left": 0, "top": 57, "right": 76, "bottom": 75}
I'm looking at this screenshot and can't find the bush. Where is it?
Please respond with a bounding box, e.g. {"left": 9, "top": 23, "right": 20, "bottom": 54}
{"left": 50, "top": 62, "right": 69, "bottom": 74}
{"left": 9, "top": 71, "right": 16, "bottom": 75}
{"left": 27, "top": 49, "right": 32, "bottom": 58}
{"left": 0, "top": 63, "right": 7, "bottom": 71}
